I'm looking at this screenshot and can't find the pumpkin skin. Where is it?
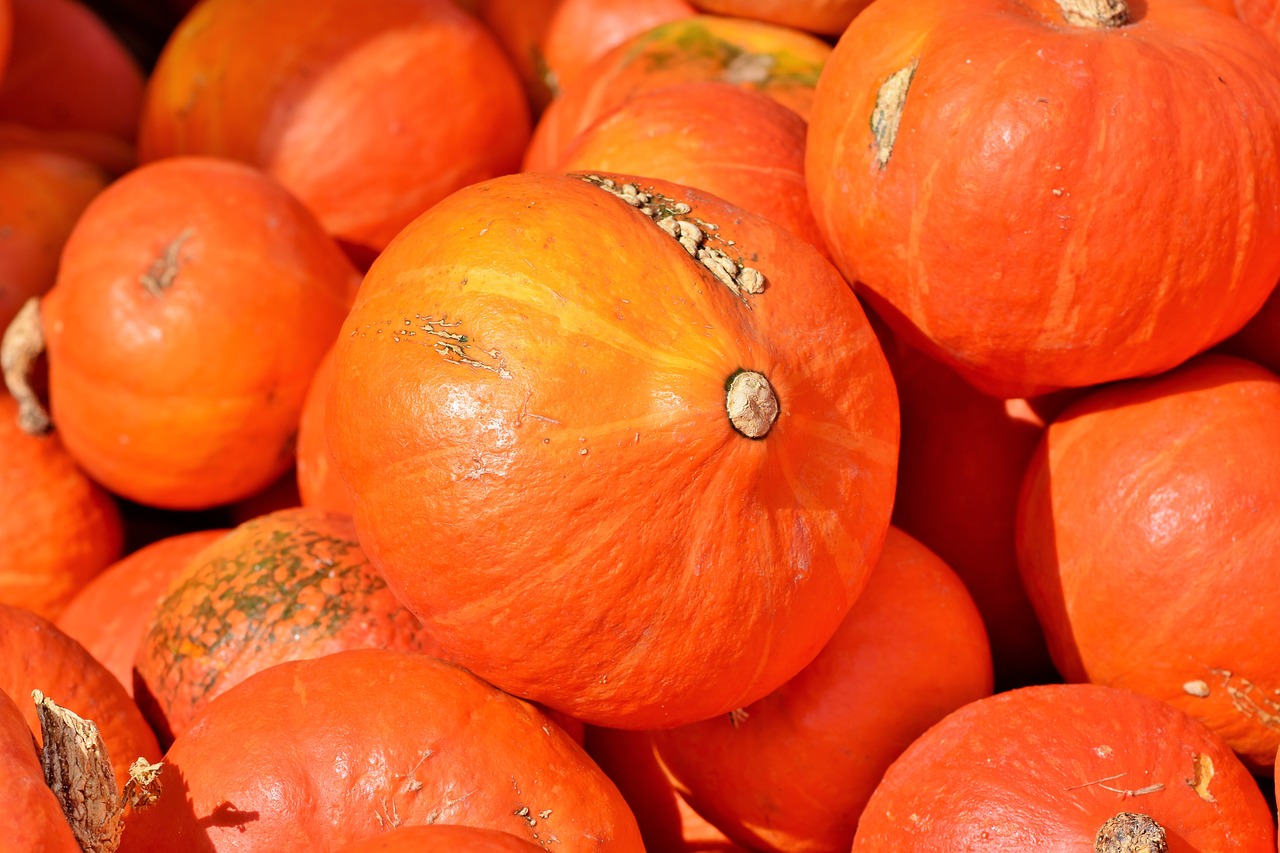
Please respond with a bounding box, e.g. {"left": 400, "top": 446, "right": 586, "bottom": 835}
{"left": 652, "top": 526, "right": 993, "bottom": 852}
{"left": 333, "top": 825, "right": 543, "bottom": 852}
{"left": 119, "top": 649, "right": 646, "bottom": 852}
{"left": 524, "top": 16, "right": 831, "bottom": 172}
{"left": 551, "top": 82, "right": 826, "bottom": 254}
{"left": 541, "top": 0, "right": 696, "bottom": 96}
{"left": 687, "top": 0, "right": 873, "bottom": 35}
{"left": 806, "top": 0, "right": 1280, "bottom": 398}
{"left": 0, "top": 394, "right": 124, "bottom": 619}
{"left": 0, "top": 142, "right": 108, "bottom": 331}
{"left": 327, "top": 171, "right": 899, "bottom": 729}
{"left": 1236, "top": 0, "right": 1280, "bottom": 45}
{"left": 0, "top": 687, "right": 80, "bottom": 853}
{"left": 139, "top": 0, "right": 531, "bottom": 264}
{"left": 296, "top": 344, "right": 355, "bottom": 514}
{"left": 851, "top": 683, "right": 1276, "bottom": 850}
{"left": 55, "top": 529, "right": 227, "bottom": 697}
{"left": 1017, "top": 354, "right": 1280, "bottom": 771}
{"left": 133, "top": 508, "right": 440, "bottom": 745}
{"left": 1216, "top": 285, "right": 1280, "bottom": 375}
{"left": 41, "top": 156, "right": 358, "bottom": 510}
{"left": 0, "top": 602, "right": 161, "bottom": 792}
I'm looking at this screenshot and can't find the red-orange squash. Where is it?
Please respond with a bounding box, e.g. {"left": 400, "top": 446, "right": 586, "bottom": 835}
{"left": 0, "top": 393, "right": 123, "bottom": 618}
{"left": 0, "top": 602, "right": 161, "bottom": 792}
{"left": 333, "top": 825, "right": 543, "bottom": 852}
{"left": 296, "top": 344, "right": 354, "bottom": 514}
{"left": 0, "top": 687, "right": 80, "bottom": 853}
{"left": 133, "top": 508, "right": 440, "bottom": 744}
{"left": 1017, "top": 354, "right": 1280, "bottom": 771}
{"left": 1236, "top": 0, "right": 1280, "bottom": 44}
{"left": 327, "top": 171, "right": 899, "bottom": 729}
{"left": 0, "top": 0, "right": 10, "bottom": 86}
{"left": 806, "top": 0, "right": 1280, "bottom": 397}
{"left": 652, "top": 526, "right": 993, "bottom": 852}
{"left": 686, "top": 0, "right": 873, "bottom": 34}
{"left": 37, "top": 156, "right": 358, "bottom": 509}
{"left": 119, "top": 649, "right": 646, "bottom": 852}
{"left": 541, "top": 0, "right": 696, "bottom": 96}
{"left": 140, "top": 0, "right": 531, "bottom": 264}
{"left": 851, "top": 683, "right": 1276, "bottom": 850}
{"left": 55, "top": 529, "right": 227, "bottom": 696}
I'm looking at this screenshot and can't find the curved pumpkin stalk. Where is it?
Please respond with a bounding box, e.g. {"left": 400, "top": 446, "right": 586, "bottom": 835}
{"left": 1, "top": 297, "right": 51, "bottom": 435}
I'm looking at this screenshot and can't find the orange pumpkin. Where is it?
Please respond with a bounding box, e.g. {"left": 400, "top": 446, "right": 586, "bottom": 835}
{"left": 134, "top": 508, "right": 440, "bottom": 744}
{"left": 806, "top": 0, "right": 1280, "bottom": 397}
{"left": 0, "top": 394, "right": 123, "bottom": 618}
{"left": 119, "top": 650, "right": 646, "bottom": 852}
{"left": 541, "top": 0, "right": 696, "bottom": 96}
{"left": 333, "top": 825, "right": 543, "bottom": 852}
{"left": 55, "top": 529, "right": 227, "bottom": 697}
{"left": 327, "top": 171, "right": 899, "bottom": 729}
{"left": 0, "top": 687, "right": 80, "bottom": 853}
{"left": 0, "top": 602, "right": 161, "bottom": 792}
{"left": 472, "top": 0, "right": 564, "bottom": 114}
{"left": 1018, "top": 353, "right": 1280, "bottom": 771}
{"left": 35, "top": 156, "right": 358, "bottom": 509}
{"left": 1236, "top": 0, "right": 1280, "bottom": 44}
{"left": 140, "top": 0, "right": 531, "bottom": 264}
{"left": 686, "top": 0, "right": 873, "bottom": 34}
{"left": 296, "top": 344, "right": 354, "bottom": 514}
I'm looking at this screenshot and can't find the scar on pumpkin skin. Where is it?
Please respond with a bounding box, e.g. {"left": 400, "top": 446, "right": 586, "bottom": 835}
{"left": 140, "top": 228, "right": 195, "bottom": 298}
{"left": 871, "top": 58, "right": 919, "bottom": 170}
{"left": 1187, "top": 753, "right": 1216, "bottom": 803}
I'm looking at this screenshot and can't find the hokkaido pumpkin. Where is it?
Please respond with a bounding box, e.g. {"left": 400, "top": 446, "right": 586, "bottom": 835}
{"left": 0, "top": 393, "right": 123, "bottom": 619}
{"left": 28, "top": 156, "right": 358, "bottom": 509}
{"left": 0, "top": 602, "right": 161, "bottom": 792}
{"left": 851, "top": 683, "right": 1276, "bottom": 850}
{"left": 55, "top": 529, "right": 227, "bottom": 697}
{"left": 118, "top": 649, "right": 646, "bottom": 852}
{"left": 0, "top": 687, "right": 80, "bottom": 853}
{"left": 1017, "top": 354, "right": 1280, "bottom": 771}
{"left": 133, "top": 508, "right": 440, "bottom": 745}
{"left": 541, "top": 0, "right": 696, "bottom": 96}
{"left": 327, "top": 171, "right": 899, "bottom": 729}
{"left": 652, "top": 526, "right": 993, "bottom": 852}
{"left": 806, "top": 0, "right": 1280, "bottom": 397}
{"left": 296, "top": 345, "right": 354, "bottom": 514}
{"left": 139, "top": 0, "right": 531, "bottom": 264}
{"left": 333, "top": 825, "right": 543, "bottom": 852}
{"left": 685, "top": 0, "right": 873, "bottom": 35}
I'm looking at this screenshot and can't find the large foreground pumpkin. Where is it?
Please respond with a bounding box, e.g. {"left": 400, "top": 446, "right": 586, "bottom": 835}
{"left": 327, "top": 171, "right": 899, "bottom": 729}
{"left": 806, "top": 0, "right": 1280, "bottom": 397}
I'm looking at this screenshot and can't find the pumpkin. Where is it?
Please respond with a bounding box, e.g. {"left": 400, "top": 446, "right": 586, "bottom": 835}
{"left": 29, "top": 156, "right": 358, "bottom": 510}
{"left": 851, "top": 683, "right": 1276, "bottom": 850}
{"left": 541, "top": 0, "right": 696, "bottom": 96}
{"left": 139, "top": 0, "right": 531, "bottom": 264}
{"left": 685, "top": 0, "right": 873, "bottom": 35}
{"left": 133, "top": 507, "right": 441, "bottom": 745}
{"left": 472, "top": 0, "right": 564, "bottom": 114}
{"left": 333, "top": 825, "right": 543, "bottom": 852}
{"left": 1236, "top": 0, "right": 1280, "bottom": 44}
{"left": 327, "top": 171, "right": 899, "bottom": 729}
{"left": 55, "top": 529, "right": 227, "bottom": 697}
{"left": 0, "top": 602, "right": 161, "bottom": 792}
{"left": 0, "top": 393, "right": 123, "bottom": 619}
{"left": 1216, "top": 284, "right": 1280, "bottom": 375}
{"left": 0, "top": 142, "right": 109, "bottom": 331}
{"left": 119, "top": 649, "right": 646, "bottom": 852}
{"left": 806, "top": 0, "right": 1280, "bottom": 397}
{"left": 226, "top": 469, "right": 303, "bottom": 524}
{"left": 0, "top": 0, "right": 10, "bottom": 86}
{"left": 296, "top": 344, "right": 355, "bottom": 514}
{"left": 1017, "top": 353, "right": 1280, "bottom": 771}
{"left": 524, "top": 15, "right": 831, "bottom": 171}
{"left": 0, "top": 687, "right": 80, "bottom": 853}
{"left": 651, "top": 526, "right": 993, "bottom": 852}
{"left": 550, "top": 82, "right": 826, "bottom": 253}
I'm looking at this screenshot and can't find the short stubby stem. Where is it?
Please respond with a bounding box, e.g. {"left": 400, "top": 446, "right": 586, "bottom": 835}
{"left": 726, "top": 370, "right": 779, "bottom": 439}
{"left": 1094, "top": 811, "right": 1168, "bottom": 853}
{"left": 1057, "top": 0, "right": 1129, "bottom": 28}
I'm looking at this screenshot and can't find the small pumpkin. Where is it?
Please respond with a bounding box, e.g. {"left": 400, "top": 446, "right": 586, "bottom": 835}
{"left": 119, "top": 649, "right": 646, "bottom": 852}
{"left": 327, "top": 171, "right": 898, "bottom": 728}
{"left": 541, "top": 0, "right": 696, "bottom": 96}
{"left": 333, "top": 825, "right": 543, "bottom": 852}
{"left": 851, "top": 683, "right": 1276, "bottom": 850}
{"left": 133, "top": 508, "right": 440, "bottom": 744}
{"left": 0, "top": 687, "right": 80, "bottom": 853}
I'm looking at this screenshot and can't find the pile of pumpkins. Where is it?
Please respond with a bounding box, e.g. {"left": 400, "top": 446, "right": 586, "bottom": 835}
{"left": 4, "top": 0, "right": 1280, "bottom": 849}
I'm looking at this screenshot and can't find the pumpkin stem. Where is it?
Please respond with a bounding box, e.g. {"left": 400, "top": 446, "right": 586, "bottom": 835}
{"left": 1, "top": 297, "right": 52, "bottom": 435}
{"left": 1094, "top": 811, "right": 1168, "bottom": 853}
{"left": 1056, "top": 0, "right": 1129, "bottom": 28}
{"left": 726, "top": 370, "right": 779, "bottom": 439}
{"left": 34, "top": 690, "right": 131, "bottom": 853}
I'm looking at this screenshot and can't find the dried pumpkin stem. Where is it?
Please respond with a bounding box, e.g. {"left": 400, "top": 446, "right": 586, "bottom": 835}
{"left": 1094, "top": 811, "right": 1168, "bottom": 853}
{"left": 1, "top": 297, "right": 52, "bottom": 435}
{"left": 1056, "top": 0, "right": 1129, "bottom": 28}
{"left": 726, "top": 370, "right": 779, "bottom": 439}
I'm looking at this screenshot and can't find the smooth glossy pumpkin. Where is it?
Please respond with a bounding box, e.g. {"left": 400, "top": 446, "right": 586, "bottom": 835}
{"left": 333, "top": 825, "right": 543, "bottom": 852}
{"left": 119, "top": 649, "right": 646, "bottom": 852}
{"left": 807, "top": 0, "right": 1280, "bottom": 397}
{"left": 296, "top": 344, "right": 354, "bottom": 514}
{"left": 552, "top": 82, "right": 825, "bottom": 253}
{"left": 542, "top": 0, "right": 696, "bottom": 96}
{"left": 0, "top": 687, "right": 80, "bottom": 853}
{"left": 134, "top": 508, "right": 440, "bottom": 744}
{"left": 1018, "top": 354, "right": 1280, "bottom": 771}
{"left": 0, "top": 394, "right": 123, "bottom": 618}
{"left": 851, "top": 683, "right": 1276, "bottom": 850}
{"left": 327, "top": 171, "right": 899, "bottom": 729}
{"left": 687, "top": 0, "right": 872, "bottom": 34}
{"left": 140, "top": 0, "right": 530, "bottom": 264}
{"left": 55, "top": 529, "right": 227, "bottom": 697}
{"left": 38, "top": 156, "right": 358, "bottom": 509}
{"left": 653, "top": 526, "right": 993, "bottom": 852}
{"left": 524, "top": 16, "right": 830, "bottom": 171}
{"left": 0, "top": 602, "right": 161, "bottom": 791}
